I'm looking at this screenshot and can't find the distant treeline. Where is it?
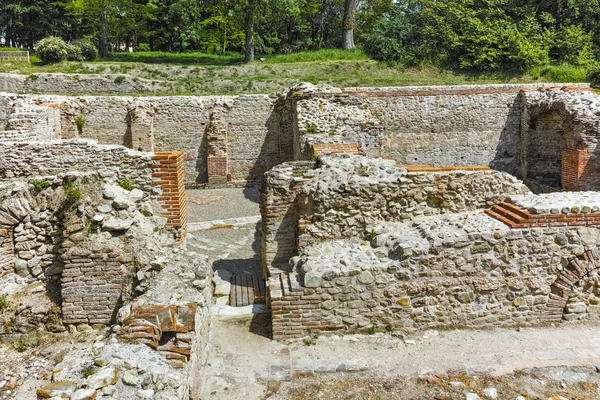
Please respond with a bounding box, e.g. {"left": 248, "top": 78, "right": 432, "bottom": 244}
{"left": 1, "top": 0, "right": 600, "bottom": 69}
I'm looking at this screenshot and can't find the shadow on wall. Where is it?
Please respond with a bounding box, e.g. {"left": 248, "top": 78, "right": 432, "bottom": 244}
{"left": 491, "top": 96, "right": 521, "bottom": 177}
{"left": 242, "top": 96, "right": 294, "bottom": 203}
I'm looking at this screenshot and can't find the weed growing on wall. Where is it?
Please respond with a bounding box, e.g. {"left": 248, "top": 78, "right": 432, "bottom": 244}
{"left": 75, "top": 114, "right": 85, "bottom": 135}
{"left": 0, "top": 293, "right": 10, "bottom": 311}
{"left": 117, "top": 178, "right": 134, "bottom": 191}
{"left": 32, "top": 179, "right": 51, "bottom": 191}
{"left": 64, "top": 181, "right": 82, "bottom": 204}
{"left": 306, "top": 124, "right": 319, "bottom": 134}
{"left": 114, "top": 76, "right": 126, "bottom": 84}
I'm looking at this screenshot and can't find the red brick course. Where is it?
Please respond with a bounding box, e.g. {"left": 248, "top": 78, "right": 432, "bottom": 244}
{"left": 485, "top": 202, "right": 600, "bottom": 229}
{"left": 152, "top": 151, "right": 187, "bottom": 244}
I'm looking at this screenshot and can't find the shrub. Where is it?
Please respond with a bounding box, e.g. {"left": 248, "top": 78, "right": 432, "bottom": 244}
{"left": 64, "top": 181, "right": 82, "bottom": 204}
{"left": 16, "top": 335, "right": 29, "bottom": 352}
{"left": 75, "top": 115, "right": 85, "bottom": 134}
{"left": 117, "top": 178, "right": 134, "bottom": 191}
{"left": 0, "top": 293, "right": 10, "bottom": 311}
{"left": 135, "top": 43, "right": 151, "bottom": 52}
{"left": 73, "top": 39, "right": 98, "bottom": 61}
{"left": 587, "top": 64, "right": 600, "bottom": 87}
{"left": 364, "top": 12, "right": 413, "bottom": 62}
{"left": 66, "top": 43, "right": 83, "bottom": 61}
{"left": 33, "top": 179, "right": 51, "bottom": 191}
{"left": 553, "top": 25, "right": 595, "bottom": 67}
{"left": 36, "top": 37, "right": 68, "bottom": 64}
{"left": 114, "top": 76, "right": 126, "bottom": 84}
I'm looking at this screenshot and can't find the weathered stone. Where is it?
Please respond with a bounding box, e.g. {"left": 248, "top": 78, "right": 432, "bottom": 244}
{"left": 36, "top": 381, "right": 77, "bottom": 398}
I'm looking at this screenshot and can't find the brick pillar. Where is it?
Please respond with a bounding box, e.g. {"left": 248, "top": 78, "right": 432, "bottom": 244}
{"left": 152, "top": 151, "right": 187, "bottom": 244}
{"left": 562, "top": 149, "right": 594, "bottom": 191}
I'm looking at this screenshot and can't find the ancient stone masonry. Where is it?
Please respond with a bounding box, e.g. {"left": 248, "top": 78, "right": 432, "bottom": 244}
{"left": 205, "top": 107, "right": 229, "bottom": 184}
{"left": 519, "top": 87, "right": 600, "bottom": 191}
{"left": 0, "top": 92, "right": 289, "bottom": 184}
{"left": 263, "top": 156, "right": 600, "bottom": 339}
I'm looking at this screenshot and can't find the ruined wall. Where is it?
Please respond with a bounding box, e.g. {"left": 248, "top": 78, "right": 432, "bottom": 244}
{"left": 0, "top": 73, "right": 166, "bottom": 94}
{"left": 261, "top": 157, "right": 530, "bottom": 278}
{"left": 271, "top": 222, "right": 600, "bottom": 339}
{"left": 291, "top": 83, "right": 592, "bottom": 175}
{"left": 0, "top": 92, "right": 290, "bottom": 184}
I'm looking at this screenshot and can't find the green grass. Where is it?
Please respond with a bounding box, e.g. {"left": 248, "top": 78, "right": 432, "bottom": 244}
{"left": 104, "top": 50, "right": 244, "bottom": 65}
{"left": 264, "top": 49, "right": 369, "bottom": 63}
{"left": 528, "top": 64, "right": 588, "bottom": 83}
{"left": 0, "top": 48, "right": 592, "bottom": 96}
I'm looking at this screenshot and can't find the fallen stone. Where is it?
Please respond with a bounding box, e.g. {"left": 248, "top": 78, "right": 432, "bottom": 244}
{"left": 70, "top": 388, "right": 98, "bottom": 400}
{"left": 122, "top": 370, "right": 138, "bottom": 386}
{"left": 102, "top": 216, "right": 133, "bottom": 231}
{"left": 85, "top": 366, "right": 119, "bottom": 389}
{"left": 483, "top": 388, "right": 498, "bottom": 399}
{"left": 36, "top": 381, "right": 77, "bottom": 398}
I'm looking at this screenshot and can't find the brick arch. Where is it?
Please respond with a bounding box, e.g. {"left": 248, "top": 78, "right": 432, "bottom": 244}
{"left": 547, "top": 248, "right": 600, "bottom": 321}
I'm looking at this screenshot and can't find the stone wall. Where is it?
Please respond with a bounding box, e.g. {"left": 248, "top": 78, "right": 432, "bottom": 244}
{"left": 290, "top": 83, "right": 591, "bottom": 173}
{"left": 260, "top": 156, "right": 530, "bottom": 278}
{"left": 0, "top": 73, "right": 167, "bottom": 94}
{"left": 0, "top": 92, "right": 290, "bottom": 184}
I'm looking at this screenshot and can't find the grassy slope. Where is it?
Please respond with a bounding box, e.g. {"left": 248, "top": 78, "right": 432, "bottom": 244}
{"left": 0, "top": 49, "right": 589, "bottom": 95}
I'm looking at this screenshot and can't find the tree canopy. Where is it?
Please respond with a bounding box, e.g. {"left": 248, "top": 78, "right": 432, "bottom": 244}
{"left": 1, "top": 0, "right": 600, "bottom": 70}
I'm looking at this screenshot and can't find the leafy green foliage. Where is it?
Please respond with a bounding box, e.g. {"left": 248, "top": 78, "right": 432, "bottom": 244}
{"left": 587, "top": 64, "right": 600, "bottom": 87}
{"left": 306, "top": 124, "right": 318, "bottom": 134}
{"left": 73, "top": 39, "right": 98, "bottom": 61}
{"left": 363, "top": 12, "right": 412, "bottom": 62}
{"left": 33, "top": 179, "right": 51, "bottom": 191}
{"left": 64, "top": 181, "right": 82, "bottom": 204}
{"left": 75, "top": 115, "right": 85, "bottom": 134}
{"left": 114, "top": 76, "right": 126, "bottom": 84}
{"left": 0, "top": 293, "right": 10, "bottom": 311}
{"left": 117, "top": 178, "right": 134, "bottom": 191}
{"left": 66, "top": 43, "right": 83, "bottom": 61}
{"left": 36, "top": 37, "right": 68, "bottom": 64}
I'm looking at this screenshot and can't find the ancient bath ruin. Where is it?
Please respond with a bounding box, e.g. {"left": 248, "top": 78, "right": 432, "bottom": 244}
{"left": 1, "top": 80, "right": 600, "bottom": 398}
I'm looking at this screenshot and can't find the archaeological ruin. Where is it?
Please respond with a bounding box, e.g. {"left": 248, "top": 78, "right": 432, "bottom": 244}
{"left": 2, "top": 79, "right": 600, "bottom": 398}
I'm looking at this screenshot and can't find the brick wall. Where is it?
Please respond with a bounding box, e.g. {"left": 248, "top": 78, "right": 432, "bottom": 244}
{"left": 562, "top": 150, "right": 594, "bottom": 191}
{"left": 152, "top": 151, "right": 187, "bottom": 243}
{"left": 486, "top": 201, "right": 600, "bottom": 228}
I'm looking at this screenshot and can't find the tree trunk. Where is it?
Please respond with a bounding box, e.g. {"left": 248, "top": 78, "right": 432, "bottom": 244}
{"left": 244, "top": 1, "right": 256, "bottom": 62}
{"left": 342, "top": 0, "right": 357, "bottom": 50}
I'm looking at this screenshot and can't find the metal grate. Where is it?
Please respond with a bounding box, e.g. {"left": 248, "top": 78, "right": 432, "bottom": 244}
{"left": 229, "top": 273, "right": 267, "bottom": 307}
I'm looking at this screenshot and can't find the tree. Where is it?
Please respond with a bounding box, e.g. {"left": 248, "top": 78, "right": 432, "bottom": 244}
{"left": 342, "top": 0, "right": 357, "bottom": 49}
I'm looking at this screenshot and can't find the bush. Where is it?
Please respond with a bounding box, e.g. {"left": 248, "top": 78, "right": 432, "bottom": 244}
{"left": 36, "top": 37, "right": 68, "bottom": 64}
{"left": 553, "top": 25, "right": 595, "bottom": 67}
{"left": 114, "top": 76, "right": 126, "bottom": 84}
{"left": 587, "top": 64, "right": 600, "bottom": 87}
{"left": 66, "top": 43, "right": 83, "bottom": 61}
{"left": 135, "top": 43, "right": 151, "bottom": 52}
{"left": 73, "top": 39, "right": 98, "bottom": 61}
{"left": 364, "top": 12, "right": 413, "bottom": 62}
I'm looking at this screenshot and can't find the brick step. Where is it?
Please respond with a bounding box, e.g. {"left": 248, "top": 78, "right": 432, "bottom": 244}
{"left": 496, "top": 202, "right": 532, "bottom": 219}
{"left": 489, "top": 204, "right": 527, "bottom": 224}
{"left": 484, "top": 209, "right": 516, "bottom": 228}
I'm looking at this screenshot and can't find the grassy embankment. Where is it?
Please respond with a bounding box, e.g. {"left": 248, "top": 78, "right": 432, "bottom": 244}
{"left": 0, "top": 48, "right": 591, "bottom": 95}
